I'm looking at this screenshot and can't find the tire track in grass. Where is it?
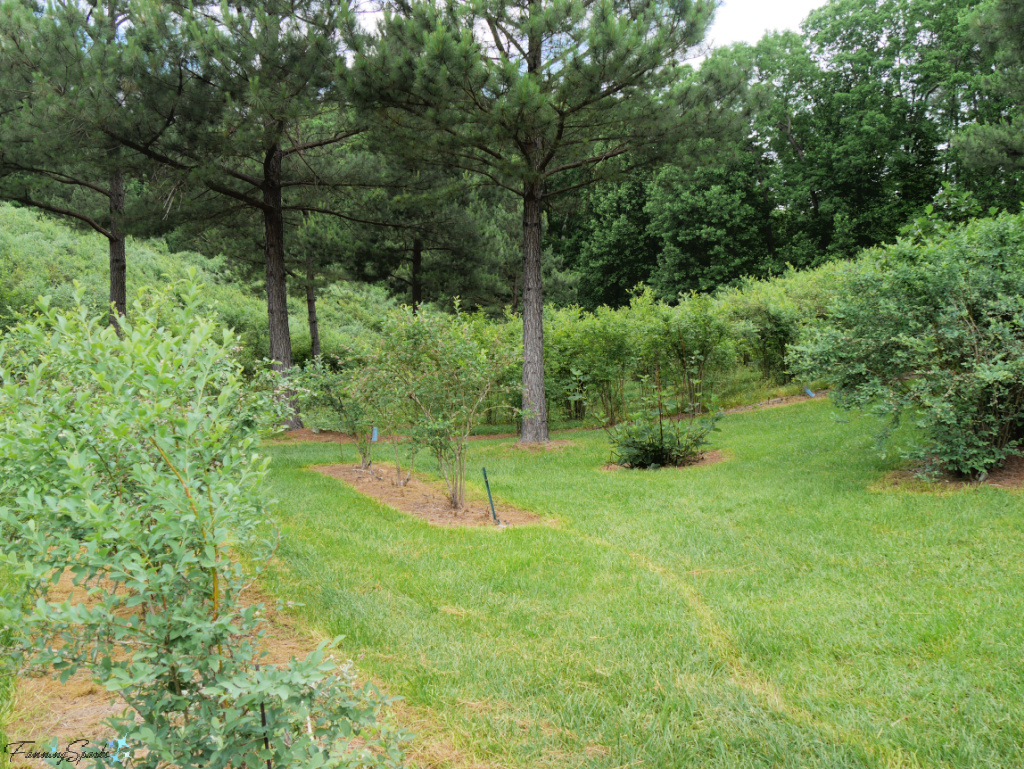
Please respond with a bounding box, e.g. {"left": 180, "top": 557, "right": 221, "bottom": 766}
{"left": 575, "top": 531, "right": 940, "bottom": 769}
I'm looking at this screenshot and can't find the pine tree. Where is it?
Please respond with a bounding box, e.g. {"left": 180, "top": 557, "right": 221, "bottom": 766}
{"left": 327, "top": 163, "right": 488, "bottom": 309}
{"left": 354, "top": 0, "right": 715, "bottom": 442}
{"left": 102, "top": 0, "right": 362, "bottom": 376}
{"left": 958, "top": 0, "right": 1024, "bottom": 178}
{"left": 0, "top": 0, "right": 174, "bottom": 328}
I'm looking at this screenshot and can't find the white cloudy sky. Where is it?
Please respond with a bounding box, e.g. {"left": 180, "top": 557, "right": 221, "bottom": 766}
{"left": 705, "top": 0, "right": 829, "bottom": 47}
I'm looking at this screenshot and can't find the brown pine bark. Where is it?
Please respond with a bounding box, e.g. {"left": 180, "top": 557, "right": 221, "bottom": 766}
{"left": 411, "top": 237, "right": 423, "bottom": 311}
{"left": 108, "top": 170, "right": 127, "bottom": 332}
{"left": 519, "top": 181, "right": 548, "bottom": 443}
{"left": 262, "top": 144, "right": 292, "bottom": 371}
{"left": 263, "top": 143, "right": 302, "bottom": 429}
{"left": 305, "top": 251, "right": 321, "bottom": 358}
{"left": 519, "top": 0, "right": 549, "bottom": 444}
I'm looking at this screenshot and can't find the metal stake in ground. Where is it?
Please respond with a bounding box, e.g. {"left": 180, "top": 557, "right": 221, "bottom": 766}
{"left": 255, "top": 663, "right": 272, "bottom": 769}
{"left": 482, "top": 467, "right": 500, "bottom": 524}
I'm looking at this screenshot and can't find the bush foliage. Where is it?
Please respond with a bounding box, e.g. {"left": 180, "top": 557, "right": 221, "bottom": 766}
{"left": 295, "top": 355, "right": 377, "bottom": 469}
{"left": 1, "top": 202, "right": 840, "bottom": 437}
{"left": 14, "top": 201, "right": 1024, "bottom": 481}
{"left": 0, "top": 204, "right": 395, "bottom": 373}
{"left": 299, "top": 304, "right": 517, "bottom": 509}
{"left": 609, "top": 412, "right": 720, "bottom": 469}
{"left": 793, "top": 213, "right": 1024, "bottom": 476}
{"left": 0, "top": 280, "right": 404, "bottom": 768}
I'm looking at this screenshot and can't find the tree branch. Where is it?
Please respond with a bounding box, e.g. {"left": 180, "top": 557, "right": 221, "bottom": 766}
{"left": 283, "top": 205, "right": 419, "bottom": 229}
{"left": 544, "top": 144, "right": 629, "bottom": 177}
{"left": 0, "top": 162, "right": 111, "bottom": 197}
{"left": 11, "top": 197, "right": 112, "bottom": 239}
{"left": 282, "top": 130, "right": 364, "bottom": 156}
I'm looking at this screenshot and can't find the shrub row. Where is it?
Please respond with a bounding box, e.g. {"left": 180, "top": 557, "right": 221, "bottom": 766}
{"left": 7, "top": 201, "right": 1023, "bottom": 474}
{"left": 0, "top": 280, "right": 404, "bottom": 766}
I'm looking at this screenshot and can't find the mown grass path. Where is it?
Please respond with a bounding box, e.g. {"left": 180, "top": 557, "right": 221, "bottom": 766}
{"left": 260, "top": 400, "right": 1024, "bottom": 769}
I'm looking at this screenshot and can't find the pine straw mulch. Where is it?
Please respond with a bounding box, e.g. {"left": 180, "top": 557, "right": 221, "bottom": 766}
{"left": 871, "top": 453, "right": 1024, "bottom": 494}
{"left": 7, "top": 571, "right": 503, "bottom": 769}
{"left": 267, "top": 392, "right": 829, "bottom": 448}
{"left": 600, "top": 449, "right": 731, "bottom": 472}
{"left": 311, "top": 463, "right": 550, "bottom": 528}
{"left": 267, "top": 427, "right": 356, "bottom": 444}
{"left": 267, "top": 429, "right": 526, "bottom": 444}
{"left": 505, "top": 439, "right": 575, "bottom": 452}
{"left": 720, "top": 391, "right": 826, "bottom": 415}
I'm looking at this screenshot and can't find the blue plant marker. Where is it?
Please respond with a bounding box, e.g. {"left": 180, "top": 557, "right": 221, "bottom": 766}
{"left": 804, "top": 387, "right": 816, "bottom": 398}
{"left": 371, "top": 426, "right": 378, "bottom": 442}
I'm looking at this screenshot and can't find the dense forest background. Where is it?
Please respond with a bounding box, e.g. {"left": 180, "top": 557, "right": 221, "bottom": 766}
{"left": 552, "top": 0, "right": 1024, "bottom": 308}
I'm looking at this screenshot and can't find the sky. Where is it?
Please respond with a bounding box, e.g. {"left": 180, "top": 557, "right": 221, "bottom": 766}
{"left": 705, "top": 0, "right": 829, "bottom": 47}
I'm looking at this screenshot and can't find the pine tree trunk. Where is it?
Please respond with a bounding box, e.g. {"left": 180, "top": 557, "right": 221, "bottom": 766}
{"left": 520, "top": 181, "right": 548, "bottom": 443}
{"left": 411, "top": 237, "right": 423, "bottom": 312}
{"left": 108, "top": 170, "right": 127, "bottom": 332}
{"left": 263, "top": 143, "right": 301, "bottom": 429}
{"left": 519, "top": 1, "right": 548, "bottom": 444}
{"left": 306, "top": 251, "right": 320, "bottom": 358}
{"left": 263, "top": 145, "right": 293, "bottom": 371}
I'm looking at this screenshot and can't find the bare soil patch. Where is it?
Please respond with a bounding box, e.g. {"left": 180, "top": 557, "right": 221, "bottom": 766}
{"left": 8, "top": 571, "right": 503, "bottom": 769}
{"left": 988, "top": 454, "right": 1024, "bottom": 489}
{"left": 601, "top": 449, "right": 730, "bottom": 472}
{"left": 312, "top": 463, "right": 548, "bottom": 528}
{"left": 872, "top": 454, "right": 1024, "bottom": 493}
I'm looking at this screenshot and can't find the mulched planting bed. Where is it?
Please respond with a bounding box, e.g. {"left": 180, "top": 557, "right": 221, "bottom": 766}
{"left": 873, "top": 453, "right": 1024, "bottom": 493}
{"left": 312, "top": 463, "right": 550, "bottom": 528}
{"left": 507, "top": 439, "right": 575, "bottom": 452}
{"left": 600, "top": 449, "right": 730, "bottom": 472}
{"left": 270, "top": 392, "right": 831, "bottom": 446}
{"left": 7, "top": 573, "right": 345, "bottom": 766}
{"left": 267, "top": 427, "right": 354, "bottom": 444}
{"left": 721, "top": 391, "right": 826, "bottom": 414}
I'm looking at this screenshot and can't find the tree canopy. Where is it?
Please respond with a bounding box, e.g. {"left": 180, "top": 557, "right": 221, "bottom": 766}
{"left": 353, "top": 0, "right": 716, "bottom": 440}
{"left": 1, "top": 0, "right": 1023, "bottom": 439}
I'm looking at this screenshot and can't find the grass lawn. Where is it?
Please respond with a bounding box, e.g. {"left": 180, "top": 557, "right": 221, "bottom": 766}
{"left": 259, "top": 399, "right": 1024, "bottom": 769}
